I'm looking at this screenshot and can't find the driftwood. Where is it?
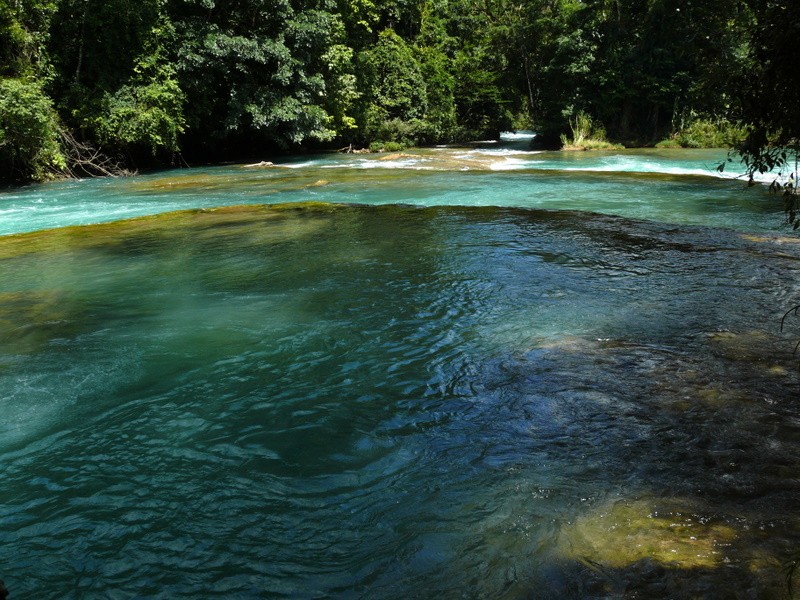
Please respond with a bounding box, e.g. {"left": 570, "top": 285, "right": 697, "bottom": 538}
{"left": 337, "top": 144, "right": 369, "bottom": 154}
{"left": 242, "top": 160, "right": 274, "bottom": 168}
{"left": 58, "top": 130, "right": 134, "bottom": 178}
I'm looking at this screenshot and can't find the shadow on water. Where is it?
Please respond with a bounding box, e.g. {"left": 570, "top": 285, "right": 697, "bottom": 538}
{"left": 1, "top": 203, "right": 800, "bottom": 598}
{"left": 426, "top": 336, "right": 800, "bottom": 598}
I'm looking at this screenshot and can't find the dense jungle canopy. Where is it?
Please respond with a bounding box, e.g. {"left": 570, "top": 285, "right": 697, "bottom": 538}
{"left": 0, "top": 0, "right": 798, "bottom": 183}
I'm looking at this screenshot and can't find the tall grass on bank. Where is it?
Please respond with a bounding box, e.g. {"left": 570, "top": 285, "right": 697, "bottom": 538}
{"left": 560, "top": 112, "right": 624, "bottom": 151}
{"left": 656, "top": 118, "right": 747, "bottom": 149}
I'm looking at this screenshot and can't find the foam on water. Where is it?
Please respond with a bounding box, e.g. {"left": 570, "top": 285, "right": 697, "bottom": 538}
{"left": 320, "top": 156, "right": 434, "bottom": 170}
{"left": 457, "top": 149, "right": 543, "bottom": 157}
{"left": 0, "top": 144, "right": 784, "bottom": 236}
{"left": 489, "top": 157, "right": 532, "bottom": 170}
{"left": 278, "top": 160, "right": 319, "bottom": 169}
{"left": 499, "top": 130, "right": 537, "bottom": 142}
{"left": 477, "top": 153, "right": 734, "bottom": 179}
{"left": 355, "top": 159, "right": 430, "bottom": 169}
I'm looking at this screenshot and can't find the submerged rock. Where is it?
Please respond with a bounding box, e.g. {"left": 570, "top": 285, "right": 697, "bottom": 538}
{"left": 706, "top": 330, "right": 773, "bottom": 361}
{"left": 0, "top": 290, "right": 81, "bottom": 355}
{"left": 558, "top": 498, "right": 736, "bottom": 570}
{"left": 378, "top": 153, "right": 415, "bottom": 161}
{"left": 552, "top": 497, "right": 794, "bottom": 597}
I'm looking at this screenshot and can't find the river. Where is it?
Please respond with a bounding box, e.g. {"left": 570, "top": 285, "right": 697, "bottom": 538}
{"left": 1, "top": 135, "right": 799, "bottom": 598}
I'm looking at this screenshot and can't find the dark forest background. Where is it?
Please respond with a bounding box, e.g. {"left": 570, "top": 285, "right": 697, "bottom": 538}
{"left": 1, "top": 0, "right": 797, "bottom": 183}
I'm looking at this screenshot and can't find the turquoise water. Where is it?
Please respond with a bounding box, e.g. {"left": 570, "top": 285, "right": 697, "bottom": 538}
{"left": 0, "top": 145, "right": 780, "bottom": 236}
{"left": 2, "top": 142, "right": 800, "bottom": 598}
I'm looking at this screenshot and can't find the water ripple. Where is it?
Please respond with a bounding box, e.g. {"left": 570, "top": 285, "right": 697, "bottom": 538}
{"left": 1, "top": 205, "right": 799, "bottom": 597}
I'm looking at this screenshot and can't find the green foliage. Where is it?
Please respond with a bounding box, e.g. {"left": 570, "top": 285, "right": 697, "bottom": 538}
{"left": 0, "top": 78, "right": 65, "bottom": 181}
{"left": 359, "top": 29, "right": 427, "bottom": 123}
{"left": 525, "top": 0, "right": 753, "bottom": 144}
{"left": 337, "top": 0, "right": 379, "bottom": 48}
{"left": 657, "top": 118, "right": 747, "bottom": 149}
{"left": 49, "top": 0, "right": 163, "bottom": 92}
{"left": 366, "top": 115, "right": 435, "bottom": 147}
{"left": 172, "top": 3, "right": 342, "bottom": 151}
{"left": 732, "top": 0, "right": 800, "bottom": 212}
{"left": 90, "top": 19, "right": 185, "bottom": 155}
{"left": 654, "top": 138, "right": 682, "bottom": 149}
{"left": 561, "top": 111, "right": 594, "bottom": 146}
{"left": 415, "top": 44, "right": 456, "bottom": 142}
{"left": 559, "top": 110, "right": 622, "bottom": 150}
{"left": 321, "top": 44, "right": 360, "bottom": 133}
{"left": 355, "top": 28, "right": 442, "bottom": 145}
{"left": 96, "top": 67, "right": 185, "bottom": 154}
{"left": 0, "top": 0, "right": 792, "bottom": 182}
{"left": 0, "top": 0, "right": 57, "bottom": 78}
{"left": 368, "top": 140, "right": 406, "bottom": 152}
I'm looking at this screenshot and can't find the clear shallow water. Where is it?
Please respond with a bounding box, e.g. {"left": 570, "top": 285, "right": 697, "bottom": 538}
{"left": 2, "top": 145, "right": 800, "bottom": 598}
{"left": 0, "top": 146, "right": 782, "bottom": 236}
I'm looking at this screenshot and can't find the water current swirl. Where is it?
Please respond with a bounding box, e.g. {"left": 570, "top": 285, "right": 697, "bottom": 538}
{"left": 1, "top": 142, "right": 799, "bottom": 598}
